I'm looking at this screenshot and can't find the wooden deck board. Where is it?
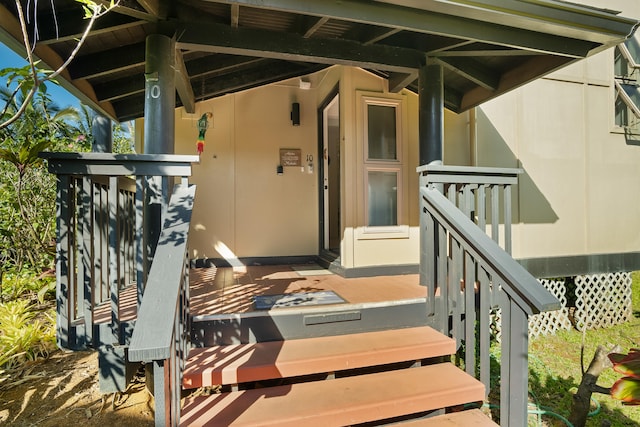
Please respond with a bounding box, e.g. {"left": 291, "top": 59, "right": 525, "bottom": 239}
{"left": 190, "top": 265, "right": 426, "bottom": 317}
{"left": 180, "top": 363, "right": 485, "bottom": 427}
{"left": 182, "top": 326, "right": 455, "bottom": 388}
{"left": 94, "top": 265, "right": 426, "bottom": 323}
{"left": 398, "top": 409, "right": 498, "bottom": 426}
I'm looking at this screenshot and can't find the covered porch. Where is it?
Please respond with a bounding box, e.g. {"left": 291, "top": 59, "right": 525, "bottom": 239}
{"left": 2, "top": 0, "right": 638, "bottom": 426}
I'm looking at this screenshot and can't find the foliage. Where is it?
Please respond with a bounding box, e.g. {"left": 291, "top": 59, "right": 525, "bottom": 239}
{"left": 0, "top": 89, "right": 79, "bottom": 276}
{"left": 73, "top": 102, "right": 135, "bottom": 154}
{"left": 0, "top": 0, "right": 117, "bottom": 130}
{"left": 609, "top": 349, "right": 640, "bottom": 405}
{"left": 0, "top": 299, "right": 55, "bottom": 371}
{"left": 526, "top": 273, "right": 640, "bottom": 426}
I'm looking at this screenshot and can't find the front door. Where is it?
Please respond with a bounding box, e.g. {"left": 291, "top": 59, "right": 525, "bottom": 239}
{"left": 321, "top": 93, "right": 340, "bottom": 255}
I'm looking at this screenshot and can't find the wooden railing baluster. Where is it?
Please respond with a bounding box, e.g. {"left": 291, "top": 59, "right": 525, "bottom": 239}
{"left": 418, "top": 165, "right": 559, "bottom": 426}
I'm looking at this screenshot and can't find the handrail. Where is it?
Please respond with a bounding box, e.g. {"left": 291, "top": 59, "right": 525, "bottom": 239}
{"left": 422, "top": 187, "right": 559, "bottom": 315}
{"left": 129, "top": 183, "right": 196, "bottom": 426}
{"left": 42, "top": 152, "right": 199, "bottom": 351}
{"left": 420, "top": 184, "right": 559, "bottom": 426}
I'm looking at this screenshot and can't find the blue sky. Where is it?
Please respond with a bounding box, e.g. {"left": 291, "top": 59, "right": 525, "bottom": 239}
{"left": 0, "top": 42, "right": 80, "bottom": 109}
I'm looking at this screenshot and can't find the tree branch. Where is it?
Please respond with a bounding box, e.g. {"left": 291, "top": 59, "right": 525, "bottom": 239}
{"left": 0, "top": 0, "right": 119, "bottom": 130}
{"left": 569, "top": 344, "right": 622, "bottom": 427}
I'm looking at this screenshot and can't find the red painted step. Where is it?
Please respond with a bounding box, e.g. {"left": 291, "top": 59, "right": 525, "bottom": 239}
{"left": 183, "top": 326, "right": 456, "bottom": 388}
{"left": 180, "top": 362, "right": 485, "bottom": 427}
{"left": 398, "top": 409, "right": 498, "bottom": 426}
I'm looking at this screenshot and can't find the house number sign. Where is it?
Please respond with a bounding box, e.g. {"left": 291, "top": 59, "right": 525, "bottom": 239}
{"left": 280, "top": 148, "right": 302, "bottom": 166}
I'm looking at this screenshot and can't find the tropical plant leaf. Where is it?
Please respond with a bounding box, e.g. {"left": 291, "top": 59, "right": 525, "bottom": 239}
{"left": 611, "top": 377, "right": 640, "bottom": 405}
{"left": 610, "top": 350, "right": 640, "bottom": 379}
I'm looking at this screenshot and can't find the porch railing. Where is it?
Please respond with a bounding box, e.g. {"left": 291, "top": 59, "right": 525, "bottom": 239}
{"left": 418, "top": 165, "right": 560, "bottom": 426}
{"left": 41, "top": 152, "right": 199, "bottom": 350}
{"left": 129, "top": 183, "right": 195, "bottom": 427}
{"left": 419, "top": 164, "right": 520, "bottom": 254}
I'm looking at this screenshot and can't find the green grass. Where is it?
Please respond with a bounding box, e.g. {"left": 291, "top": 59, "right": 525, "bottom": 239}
{"left": 524, "top": 272, "right": 640, "bottom": 426}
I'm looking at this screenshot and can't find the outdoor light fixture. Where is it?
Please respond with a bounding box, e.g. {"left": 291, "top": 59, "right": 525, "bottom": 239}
{"left": 277, "top": 165, "right": 284, "bottom": 175}
{"left": 291, "top": 102, "right": 300, "bottom": 126}
{"left": 299, "top": 79, "right": 311, "bottom": 90}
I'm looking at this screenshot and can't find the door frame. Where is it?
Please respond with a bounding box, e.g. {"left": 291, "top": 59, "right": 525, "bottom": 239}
{"left": 317, "top": 85, "right": 340, "bottom": 260}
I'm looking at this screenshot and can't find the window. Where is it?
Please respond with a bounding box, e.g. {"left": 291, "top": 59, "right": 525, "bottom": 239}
{"left": 368, "top": 170, "right": 398, "bottom": 226}
{"left": 360, "top": 95, "right": 407, "bottom": 236}
{"left": 614, "top": 33, "right": 640, "bottom": 134}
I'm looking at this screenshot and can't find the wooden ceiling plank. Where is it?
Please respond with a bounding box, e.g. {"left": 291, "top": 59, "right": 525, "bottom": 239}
{"left": 68, "top": 42, "right": 146, "bottom": 79}
{"left": 176, "top": 22, "right": 423, "bottom": 73}
{"left": 35, "top": 11, "right": 144, "bottom": 45}
{"left": 94, "top": 76, "right": 144, "bottom": 102}
{"left": 201, "top": 0, "right": 597, "bottom": 58}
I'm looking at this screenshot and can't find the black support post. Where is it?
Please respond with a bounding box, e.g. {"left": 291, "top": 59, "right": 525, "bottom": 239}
{"left": 91, "top": 114, "right": 113, "bottom": 153}
{"left": 143, "top": 34, "right": 176, "bottom": 270}
{"left": 144, "top": 34, "right": 175, "bottom": 155}
{"left": 418, "top": 60, "right": 444, "bottom": 166}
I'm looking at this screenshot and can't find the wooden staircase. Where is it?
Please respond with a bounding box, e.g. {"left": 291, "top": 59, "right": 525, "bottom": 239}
{"left": 179, "top": 326, "right": 497, "bottom": 426}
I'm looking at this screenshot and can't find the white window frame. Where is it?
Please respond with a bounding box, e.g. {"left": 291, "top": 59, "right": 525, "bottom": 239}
{"left": 613, "top": 37, "right": 640, "bottom": 135}
{"left": 359, "top": 94, "right": 409, "bottom": 239}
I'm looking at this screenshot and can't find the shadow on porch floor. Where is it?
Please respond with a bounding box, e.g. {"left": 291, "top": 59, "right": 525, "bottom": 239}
{"left": 189, "top": 264, "right": 427, "bottom": 317}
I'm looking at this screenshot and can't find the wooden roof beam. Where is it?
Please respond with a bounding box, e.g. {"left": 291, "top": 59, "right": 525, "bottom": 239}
{"left": 186, "top": 56, "right": 267, "bottom": 79}
{"left": 175, "top": 49, "right": 196, "bottom": 113}
{"left": 230, "top": 4, "right": 240, "bottom": 28}
{"left": 95, "top": 0, "right": 159, "bottom": 21}
{"left": 176, "top": 22, "right": 423, "bottom": 74}
{"left": 196, "top": 61, "right": 327, "bottom": 99}
{"left": 363, "top": 28, "right": 401, "bottom": 46}
{"left": 137, "top": 0, "right": 163, "bottom": 18}
{"left": 303, "top": 16, "right": 329, "bottom": 38}
{"left": 435, "top": 57, "right": 499, "bottom": 91}
{"left": 460, "top": 55, "right": 573, "bottom": 111}
{"left": 388, "top": 71, "right": 417, "bottom": 93}
{"left": 202, "top": 0, "right": 600, "bottom": 58}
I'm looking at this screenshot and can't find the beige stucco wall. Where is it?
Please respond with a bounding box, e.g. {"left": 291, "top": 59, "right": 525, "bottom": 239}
{"left": 174, "top": 78, "right": 323, "bottom": 261}
{"left": 476, "top": 1, "right": 640, "bottom": 260}
{"left": 168, "top": 10, "right": 640, "bottom": 267}
{"left": 168, "top": 65, "right": 468, "bottom": 266}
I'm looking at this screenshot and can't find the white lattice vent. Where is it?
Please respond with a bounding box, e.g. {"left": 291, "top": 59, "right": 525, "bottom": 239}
{"left": 529, "top": 278, "right": 573, "bottom": 338}
{"left": 492, "top": 273, "right": 633, "bottom": 341}
{"left": 574, "top": 272, "right": 633, "bottom": 330}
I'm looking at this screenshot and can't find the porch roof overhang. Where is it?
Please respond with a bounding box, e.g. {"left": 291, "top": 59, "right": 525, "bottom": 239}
{"left": 0, "top": 0, "right": 637, "bottom": 122}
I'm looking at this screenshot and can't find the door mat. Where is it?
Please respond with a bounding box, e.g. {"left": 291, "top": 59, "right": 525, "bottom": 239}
{"left": 254, "top": 291, "right": 345, "bottom": 310}
{"left": 291, "top": 265, "right": 333, "bottom": 277}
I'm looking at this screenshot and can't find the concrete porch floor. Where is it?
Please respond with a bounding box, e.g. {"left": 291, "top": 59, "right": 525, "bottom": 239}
{"left": 189, "top": 264, "right": 427, "bottom": 317}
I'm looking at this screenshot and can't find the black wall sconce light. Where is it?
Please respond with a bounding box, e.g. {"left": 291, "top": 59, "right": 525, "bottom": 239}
{"left": 291, "top": 102, "right": 300, "bottom": 126}
{"left": 277, "top": 165, "right": 284, "bottom": 175}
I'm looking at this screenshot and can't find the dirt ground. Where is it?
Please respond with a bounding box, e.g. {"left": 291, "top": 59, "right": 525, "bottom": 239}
{"left": 0, "top": 350, "right": 155, "bottom": 427}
